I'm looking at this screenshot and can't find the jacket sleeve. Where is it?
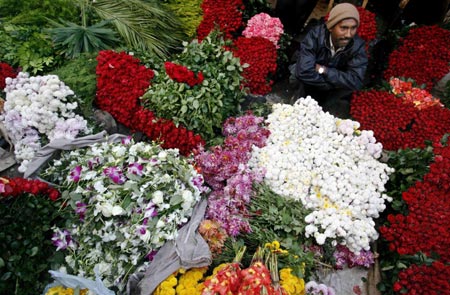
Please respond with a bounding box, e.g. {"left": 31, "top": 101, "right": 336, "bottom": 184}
{"left": 295, "top": 28, "right": 334, "bottom": 90}
{"left": 324, "top": 39, "right": 368, "bottom": 90}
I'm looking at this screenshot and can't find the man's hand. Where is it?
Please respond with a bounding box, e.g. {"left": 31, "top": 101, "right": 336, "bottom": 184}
{"left": 315, "top": 64, "right": 326, "bottom": 74}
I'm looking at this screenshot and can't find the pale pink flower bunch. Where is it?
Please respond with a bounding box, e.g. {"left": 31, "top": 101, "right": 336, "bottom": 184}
{"left": 242, "top": 13, "right": 284, "bottom": 48}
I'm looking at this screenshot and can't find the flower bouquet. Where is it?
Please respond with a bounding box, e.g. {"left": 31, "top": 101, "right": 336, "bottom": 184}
{"left": 41, "top": 138, "right": 208, "bottom": 291}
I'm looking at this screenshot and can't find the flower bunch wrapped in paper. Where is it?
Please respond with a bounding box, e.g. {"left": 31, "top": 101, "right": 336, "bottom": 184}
{"left": 249, "top": 97, "right": 394, "bottom": 253}
{"left": 42, "top": 137, "right": 208, "bottom": 291}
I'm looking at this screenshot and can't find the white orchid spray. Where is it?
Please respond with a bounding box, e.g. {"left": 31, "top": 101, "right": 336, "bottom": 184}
{"left": 42, "top": 138, "right": 208, "bottom": 291}
{"left": 249, "top": 97, "right": 394, "bottom": 253}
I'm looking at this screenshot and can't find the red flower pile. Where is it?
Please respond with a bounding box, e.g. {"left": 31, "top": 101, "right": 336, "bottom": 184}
{"left": 383, "top": 25, "right": 450, "bottom": 91}
{"left": 380, "top": 141, "right": 450, "bottom": 260}
{"left": 0, "top": 177, "right": 60, "bottom": 201}
{"left": 96, "top": 50, "right": 154, "bottom": 124}
{"left": 197, "top": 0, "right": 245, "bottom": 41}
{"left": 0, "top": 62, "right": 17, "bottom": 90}
{"left": 392, "top": 261, "right": 450, "bottom": 294}
{"left": 350, "top": 89, "right": 450, "bottom": 150}
{"left": 389, "top": 77, "right": 444, "bottom": 110}
{"left": 230, "top": 36, "right": 278, "bottom": 95}
{"left": 355, "top": 6, "right": 377, "bottom": 51}
{"left": 379, "top": 140, "right": 450, "bottom": 294}
{"left": 96, "top": 50, "right": 205, "bottom": 155}
{"left": 164, "top": 61, "right": 204, "bottom": 87}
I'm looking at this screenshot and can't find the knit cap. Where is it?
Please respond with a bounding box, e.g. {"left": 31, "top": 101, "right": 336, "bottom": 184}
{"left": 326, "top": 3, "right": 360, "bottom": 29}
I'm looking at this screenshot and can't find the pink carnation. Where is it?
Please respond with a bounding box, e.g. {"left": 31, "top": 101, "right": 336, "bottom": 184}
{"left": 242, "top": 13, "right": 284, "bottom": 48}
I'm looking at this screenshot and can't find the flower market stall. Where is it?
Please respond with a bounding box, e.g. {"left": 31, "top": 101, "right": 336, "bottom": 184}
{"left": 0, "top": 0, "right": 449, "bottom": 295}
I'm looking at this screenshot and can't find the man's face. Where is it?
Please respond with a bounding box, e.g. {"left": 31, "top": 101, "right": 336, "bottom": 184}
{"left": 330, "top": 18, "right": 358, "bottom": 48}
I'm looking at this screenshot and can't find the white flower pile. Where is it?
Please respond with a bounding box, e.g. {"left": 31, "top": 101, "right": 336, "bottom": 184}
{"left": 0, "top": 72, "right": 90, "bottom": 172}
{"left": 249, "top": 97, "right": 394, "bottom": 252}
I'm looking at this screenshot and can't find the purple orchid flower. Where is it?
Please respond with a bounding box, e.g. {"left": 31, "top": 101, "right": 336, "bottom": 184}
{"left": 128, "top": 162, "right": 144, "bottom": 176}
{"left": 103, "top": 166, "right": 126, "bottom": 184}
{"left": 70, "top": 166, "right": 82, "bottom": 182}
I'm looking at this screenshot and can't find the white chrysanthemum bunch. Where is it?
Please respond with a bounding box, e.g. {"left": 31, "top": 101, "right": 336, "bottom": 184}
{"left": 249, "top": 97, "right": 394, "bottom": 252}
{"left": 43, "top": 138, "right": 208, "bottom": 290}
{"left": 0, "top": 72, "right": 90, "bottom": 172}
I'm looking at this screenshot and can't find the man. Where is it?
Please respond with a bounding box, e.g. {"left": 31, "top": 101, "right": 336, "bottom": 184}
{"left": 294, "top": 2, "right": 368, "bottom": 118}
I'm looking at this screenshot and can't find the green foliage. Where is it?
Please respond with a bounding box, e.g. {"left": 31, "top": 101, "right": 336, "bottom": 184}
{"left": 242, "top": 0, "right": 274, "bottom": 22}
{"left": 217, "top": 182, "right": 315, "bottom": 277}
{"left": 50, "top": 53, "right": 98, "bottom": 119}
{"left": 161, "top": 0, "right": 203, "bottom": 39}
{"left": 0, "top": 24, "right": 62, "bottom": 74}
{"left": 0, "top": 195, "right": 67, "bottom": 295}
{"left": 91, "top": 0, "right": 185, "bottom": 59}
{"left": 383, "top": 144, "right": 434, "bottom": 215}
{"left": 0, "top": 0, "right": 79, "bottom": 26}
{"left": 46, "top": 19, "right": 120, "bottom": 58}
{"left": 141, "top": 31, "right": 246, "bottom": 142}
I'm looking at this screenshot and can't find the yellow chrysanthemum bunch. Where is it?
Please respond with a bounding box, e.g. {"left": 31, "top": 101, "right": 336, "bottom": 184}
{"left": 153, "top": 273, "right": 178, "bottom": 295}
{"left": 45, "top": 286, "right": 88, "bottom": 295}
{"left": 153, "top": 267, "right": 209, "bottom": 295}
{"left": 175, "top": 267, "right": 208, "bottom": 295}
{"left": 279, "top": 268, "right": 305, "bottom": 295}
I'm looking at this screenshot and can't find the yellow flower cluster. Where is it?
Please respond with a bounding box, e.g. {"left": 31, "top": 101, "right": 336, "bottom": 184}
{"left": 45, "top": 286, "right": 88, "bottom": 295}
{"left": 279, "top": 268, "right": 305, "bottom": 295}
{"left": 153, "top": 267, "right": 208, "bottom": 295}
{"left": 265, "top": 240, "right": 288, "bottom": 255}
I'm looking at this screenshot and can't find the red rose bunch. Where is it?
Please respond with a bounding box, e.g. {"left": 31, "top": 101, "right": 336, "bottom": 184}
{"left": 164, "top": 61, "right": 204, "bottom": 87}
{"left": 355, "top": 6, "right": 377, "bottom": 51}
{"left": 0, "top": 177, "right": 60, "bottom": 201}
{"left": 379, "top": 140, "right": 450, "bottom": 261}
{"left": 350, "top": 89, "right": 450, "bottom": 150}
{"left": 96, "top": 50, "right": 155, "bottom": 124}
{"left": 230, "top": 36, "right": 277, "bottom": 95}
{"left": 132, "top": 108, "right": 205, "bottom": 156}
{"left": 392, "top": 261, "right": 450, "bottom": 294}
{"left": 96, "top": 50, "right": 205, "bottom": 155}
{"left": 197, "top": 0, "right": 245, "bottom": 41}
{"left": 384, "top": 25, "right": 450, "bottom": 91}
{"left": 0, "top": 63, "right": 17, "bottom": 90}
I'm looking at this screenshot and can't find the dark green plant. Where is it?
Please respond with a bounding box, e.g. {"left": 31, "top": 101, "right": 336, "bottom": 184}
{"left": 50, "top": 52, "right": 98, "bottom": 119}
{"left": 0, "top": 0, "right": 79, "bottom": 26}
{"left": 0, "top": 24, "right": 62, "bottom": 74}
{"left": 0, "top": 195, "right": 67, "bottom": 295}
{"left": 382, "top": 144, "right": 434, "bottom": 215}
{"left": 214, "top": 183, "right": 315, "bottom": 278}
{"left": 46, "top": 19, "right": 120, "bottom": 59}
{"left": 242, "top": 0, "right": 274, "bottom": 23}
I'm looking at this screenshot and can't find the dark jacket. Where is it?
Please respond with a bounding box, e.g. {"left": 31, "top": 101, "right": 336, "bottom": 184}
{"left": 295, "top": 23, "right": 368, "bottom": 91}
